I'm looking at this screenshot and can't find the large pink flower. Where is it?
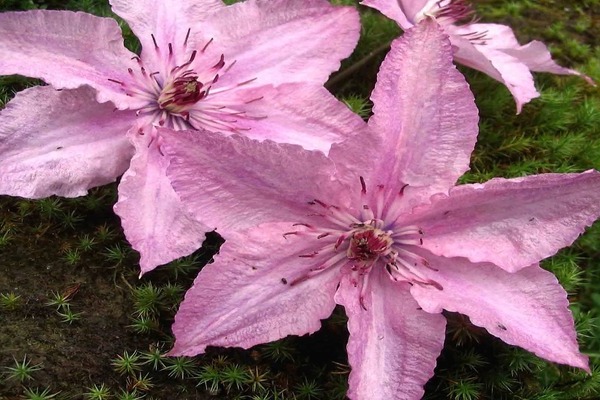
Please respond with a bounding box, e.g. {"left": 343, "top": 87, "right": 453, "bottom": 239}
{"left": 361, "top": 0, "right": 594, "bottom": 113}
{"left": 0, "top": 0, "right": 364, "bottom": 273}
{"left": 161, "top": 20, "right": 600, "bottom": 400}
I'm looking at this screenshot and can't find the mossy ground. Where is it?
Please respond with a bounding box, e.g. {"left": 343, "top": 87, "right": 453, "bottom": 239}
{"left": 1, "top": 0, "right": 600, "bottom": 399}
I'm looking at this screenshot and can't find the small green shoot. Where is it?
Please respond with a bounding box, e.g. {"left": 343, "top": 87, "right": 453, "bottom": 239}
{"left": 0, "top": 292, "right": 21, "bottom": 310}
{"left": 96, "top": 223, "right": 117, "bottom": 242}
{"left": 22, "top": 387, "right": 61, "bottom": 400}
{"left": 103, "top": 243, "right": 130, "bottom": 265}
{"left": 161, "top": 282, "right": 184, "bottom": 308}
{"left": 57, "top": 304, "right": 83, "bottom": 324}
{"left": 132, "top": 282, "right": 164, "bottom": 317}
{"left": 140, "top": 344, "right": 166, "bottom": 371}
{"left": 115, "top": 389, "right": 145, "bottom": 400}
{"left": 111, "top": 350, "right": 143, "bottom": 376}
{"left": 261, "top": 338, "right": 296, "bottom": 363}
{"left": 78, "top": 234, "right": 96, "bottom": 251}
{"left": 167, "top": 255, "right": 200, "bottom": 279}
{"left": 162, "top": 356, "right": 198, "bottom": 380}
{"left": 37, "top": 198, "right": 62, "bottom": 220}
{"left": 127, "top": 372, "right": 155, "bottom": 392}
{"left": 247, "top": 366, "right": 270, "bottom": 393}
{"left": 5, "top": 355, "right": 42, "bottom": 382}
{"left": 221, "top": 363, "right": 251, "bottom": 393}
{"left": 294, "top": 377, "right": 324, "bottom": 400}
{"left": 196, "top": 364, "right": 223, "bottom": 395}
{"left": 62, "top": 248, "right": 81, "bottom": 265}
{"left": 59, "top": 209, "right": 83, "bottom": 229}
{"left": 45, "top": 290, "right": 71, "bottom": 310}
{"left": 447, "top": 377, "right": 484, "bottom": 400}
{"left": 85, "top": 383, "right": 111, "bottom": 400}
{"left": 0, "top": 229, "right": 12, "bottom": 246}
{"left": 128, "top": 314, "right": 158, "bottom": 334}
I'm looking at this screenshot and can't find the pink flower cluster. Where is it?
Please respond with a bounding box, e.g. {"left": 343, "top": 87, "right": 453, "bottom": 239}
{"left": 0, "top": 1, "right": 598, "bottom": 399}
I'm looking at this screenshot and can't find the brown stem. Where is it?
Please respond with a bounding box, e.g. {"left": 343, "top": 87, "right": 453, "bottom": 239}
{"left": 326, "top": 40, "right": 392, "bottom": 91}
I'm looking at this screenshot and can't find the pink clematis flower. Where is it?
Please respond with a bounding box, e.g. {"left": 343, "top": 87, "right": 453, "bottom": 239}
{"left": 161, "top": 20, "right": 600, "bottom": 400}
{"left": 0, "top": 0, "right": 364, "bottom": 273}
{"left": 361, "top": 0, "right": 594, "bottom": 113}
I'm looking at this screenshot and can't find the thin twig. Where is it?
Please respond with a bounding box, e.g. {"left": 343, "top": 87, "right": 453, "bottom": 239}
{"left": 326, "top": 40, "right": 392, "bottom": 90}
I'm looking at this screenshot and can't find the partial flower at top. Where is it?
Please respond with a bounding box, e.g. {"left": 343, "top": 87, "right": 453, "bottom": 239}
{"left": 361, "top": 0, "right": 594, "bottom": 113}
{"left": 161, "top": 20, "right": 600, "bottom": 400}
{"left": 0, "top": 0, "right": 364, "bottom": 273}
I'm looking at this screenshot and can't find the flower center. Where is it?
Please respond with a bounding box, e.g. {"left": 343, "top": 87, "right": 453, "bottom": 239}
{"left": 417, "top": 0, "right": 475, "bottom": 25}
{"left": 109, "top": 30, "right": 263, "bottom": 132}
{"left": 347, "top": 227, "right": 393, "bottom": 262}
{"left": 158, "top": 72, "right": 205, "bottom": 113}
{"left": 285, "top": 177, "right": 443, "bottom": 301}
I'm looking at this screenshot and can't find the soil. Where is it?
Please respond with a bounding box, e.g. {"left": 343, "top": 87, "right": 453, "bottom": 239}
{"left": 0, "top": 188, "right": 351, "bottom": 399}
{"left": 0, "top": 188, "right": 199, "bottom": 398}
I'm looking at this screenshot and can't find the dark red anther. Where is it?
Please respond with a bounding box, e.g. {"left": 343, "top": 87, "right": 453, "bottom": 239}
{"left": 313, "top": 199, "right": 328, "bottom": 208}
{"left": 168, "top": 43, "right": 173, "bottom": 56}
{"left": 359, "top": 296, "right": 367, "bottom": 311}
{"left": 292, "top": 223, "right": 313, "bottom": 228}
{"left": 225, "top": 60, "right": 237, "bottom": 73}
{"left": 334, "top": 234, "right": 346, "bottom": 250}
{"left": 299, "top": 252, "right": 318, "bottom": 258}
{"left": 184, "top": 28, "right": 191, "bottom": 46}
{"left": 212, "top": 54, "right": 225, "bottom": 70}
{"left": 360, "top": 176, "right": 367, "bottom": 194}
{"left": 399, "top": 183, "right": 409, "bottom": 195}
{"left": 244, "top": 96, "right": 264, "bottom": 105}
{"left": 237, "top": 78, "right": 257, "bottom": 87}
{"left": 202, "top": 38, "right": 214, "bottom": 53}
{"left": 427, "top": 280, "right": 443, "bottom": 291}
{"left": 151, "top": 33, "right": 159, "bottom": 49}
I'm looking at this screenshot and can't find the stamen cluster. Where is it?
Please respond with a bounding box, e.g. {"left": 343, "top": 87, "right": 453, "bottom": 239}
{"left": 109, "top": 30, "right": 261, "bottom": 132}
{"left": 286, "top": 177, "right": 442, "bottom": 308}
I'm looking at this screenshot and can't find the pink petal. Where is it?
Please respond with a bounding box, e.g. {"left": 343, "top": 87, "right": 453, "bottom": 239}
{"left": 331, "top": 20, "right": 478, "bottom": 209}
{"left": 108, "top": 0, "right": 225, "bottom": 68}
{"left": 504, "top": 40, "right": 595, "bottom": 85}
{"left": 201, "top": 0, "right": 360, "bottom": 87}
{"left": 410, "top": 254, "right": 589, "bottom": 371}
{"left": 413, "top": 171, "right": 600, "bottom": 273}
{"left": 113, "top": 129, "right": 210, "bottom": 274}
{"left": 169, "top": 223, "right": 340, "bottom": 356}
{"left": 0, "top": 10, "right": 138, "bottom": 109}
{"left": 458, "top": 23, "right": 593, "bottom": 84}
{"left": 447, "top": 26, "right": 540, "bottom": 113}
{"left": 360, "top": 0, "right": 423, "bottom": 28}
{"left": 161, "top": 128, "right": 345, "bottom": 236}
{"left": 211, "top": 83, "right": 365, "bottom": 152}
{"left": 335, "top": 268, "right": 446, "bottom": 400}
{"left": 0, "top": 86, "right": 135, "bottom": 198}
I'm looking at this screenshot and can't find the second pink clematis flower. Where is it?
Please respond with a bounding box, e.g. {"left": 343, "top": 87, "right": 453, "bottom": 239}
{"left": 161, "top": 20, "right": 600, "bottom": 400}
{"left": 361, "top": 0, "right": 594, "bottom": 113}
{"left": 0, "top": 0, "right": 364, "bottom": 273}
